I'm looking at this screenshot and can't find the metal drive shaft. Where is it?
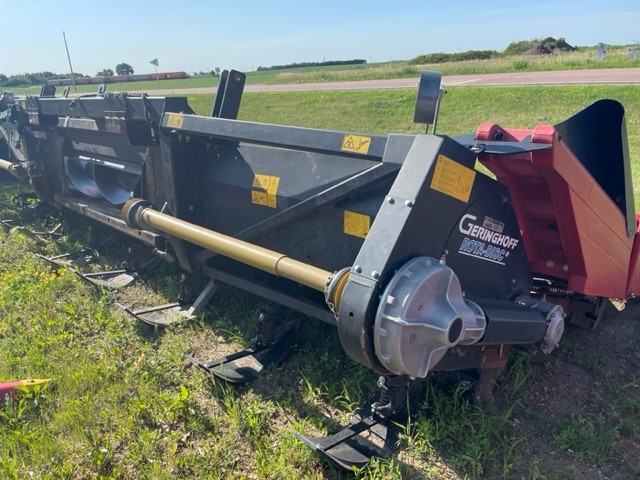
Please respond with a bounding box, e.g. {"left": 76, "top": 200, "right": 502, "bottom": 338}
{"left": 122, "top": 198, "right": 334, "bottom": 293}
{"left": 0, "top": 159, "right": 14, "bottom": 171}
{"left": 0, "top": 158, "right": 27, "bottom": 180}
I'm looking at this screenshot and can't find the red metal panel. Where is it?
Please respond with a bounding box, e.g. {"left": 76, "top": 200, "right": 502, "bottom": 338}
{"left": 477, "top": 123, "right": 633, "bottom": 298}
{"left": 625, "top": 213, "right": 640, "bottom": 296}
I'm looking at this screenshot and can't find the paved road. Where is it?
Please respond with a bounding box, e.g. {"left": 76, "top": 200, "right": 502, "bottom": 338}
{"left": 441, "top": 68, "right": 639, "bottom": 86}
{"left": 133, "top": 68, "right": 640, "bottom": 96}
{"left": 248, "top": 68, "right": 640, "bottom": 91}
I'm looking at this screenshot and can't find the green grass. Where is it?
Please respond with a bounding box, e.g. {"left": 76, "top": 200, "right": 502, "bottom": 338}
{"left": 1, "top": 84, "right": 640, "bottom": 478}
{"left": 553, "top": 411, "right": 619, "bottom": 464}
{"left": 8, "top": 45, "right": 640, "bottom": 96}
{"left": 244, "top": 46, "right": 639, "bottom": 85}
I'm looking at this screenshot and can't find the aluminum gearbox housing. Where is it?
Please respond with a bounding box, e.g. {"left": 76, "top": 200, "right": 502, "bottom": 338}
{"left": 374, "top": 256, "right": 486, "bottom": 378}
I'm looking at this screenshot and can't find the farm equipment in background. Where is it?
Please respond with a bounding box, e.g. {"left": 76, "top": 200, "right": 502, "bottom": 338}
{"left": 0, "top": 70, "right": 636, "bottom": 469}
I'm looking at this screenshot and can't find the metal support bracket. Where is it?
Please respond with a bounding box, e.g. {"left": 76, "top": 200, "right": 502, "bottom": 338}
{"left": 185, "top": 313, "right": 298, "bottom": 384}
{"left": 37, "top": 248, "right": 135, "bottom": 289}
{"left": 2, "top": 223, "right": 63, "bottom": 242}
{"left": 413, "top": 71, "right": 445, "bottom": 133}
{"left": 211, "top": 69, "right": 246, "bottom": 119}
{"left": 125, "top": 279, "right": 218, "bottom": 326}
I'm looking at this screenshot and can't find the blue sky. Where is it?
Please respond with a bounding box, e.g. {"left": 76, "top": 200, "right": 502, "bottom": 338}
{"left": 3, "top": 0, "right": 639, "bottom": 76}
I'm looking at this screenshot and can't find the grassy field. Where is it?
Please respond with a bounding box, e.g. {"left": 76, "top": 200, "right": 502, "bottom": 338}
{"left": 244, "top": 46, "right": 640, "bottom": 84}
{"left": 7, "top": 45, "right": 640, "bottom": 96}
{"left": 0, "top": 84, "right": 639, "bottom": 479}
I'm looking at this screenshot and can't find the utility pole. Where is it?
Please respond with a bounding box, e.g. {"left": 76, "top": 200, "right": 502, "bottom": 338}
{"left": 63, "top": 30, "right": 77, "bottom": 92}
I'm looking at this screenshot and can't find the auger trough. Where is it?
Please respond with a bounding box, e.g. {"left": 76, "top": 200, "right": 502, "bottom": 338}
{"left": 0, "top": 70, "right": 637, "bottom": 469}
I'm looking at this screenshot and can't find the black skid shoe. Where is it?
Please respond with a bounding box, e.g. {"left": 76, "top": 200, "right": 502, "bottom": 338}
{"left": 294, "top": 375, "right": 423, "bottom": 470}
{"left": 185, "top": 311, "right": 299, "bottom": 384}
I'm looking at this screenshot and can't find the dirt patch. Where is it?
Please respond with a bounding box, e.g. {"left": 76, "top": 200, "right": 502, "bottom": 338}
{"left": 499, "top": 301, "right": 640, "bottom": 479}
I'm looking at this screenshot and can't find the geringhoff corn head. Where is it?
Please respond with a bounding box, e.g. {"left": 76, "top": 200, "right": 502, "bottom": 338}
{"left": 0, "top": 71, "right": 636, "bottom": 469}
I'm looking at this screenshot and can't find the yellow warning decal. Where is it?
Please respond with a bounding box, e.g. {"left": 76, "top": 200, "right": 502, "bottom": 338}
{"left": 344, "top": 210, "right": 370, "bottom": 238}
{"left": 251, "top": 174, "right": 280, "bottom": 208}
{"left": 166, "top": 113, "right": 184, "bottom": 129}
{"left": 341, "top": 134, "right": 371, "bottom": 154}
{"left": 430, "top": 155, "right": 475, "bottom": 203}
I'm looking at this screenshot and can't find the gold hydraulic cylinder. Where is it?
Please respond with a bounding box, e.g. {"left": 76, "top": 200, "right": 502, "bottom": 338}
{"left": 122, "top": 198, "right": 342, "bottom": 295}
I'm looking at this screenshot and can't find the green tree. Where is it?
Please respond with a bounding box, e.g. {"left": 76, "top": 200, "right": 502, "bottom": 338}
{"left": 97, "top": 68, "right": 114, "bottom": 76}
{"left": 115, "top": 63, "right": 134, "bottom": 75}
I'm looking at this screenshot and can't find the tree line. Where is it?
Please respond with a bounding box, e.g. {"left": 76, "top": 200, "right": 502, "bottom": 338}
{"left": 409, "top": 37, "right": 577, "bottom": 64}
{"left": 1, "top": 63, "right": 136, "bottom": 88}
{"left": 97, "top": 63, "right": 135, "bottom": 76}
{"left": 256, "top": 59, "right": 366, "bottom": 71}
